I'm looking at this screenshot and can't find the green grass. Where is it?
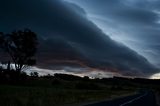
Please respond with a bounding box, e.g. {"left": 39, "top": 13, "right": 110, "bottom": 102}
{"left": 0, "top": 85, "right": 134, "bottom": 106}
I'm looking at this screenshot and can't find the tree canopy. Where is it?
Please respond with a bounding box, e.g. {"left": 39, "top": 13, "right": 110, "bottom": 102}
{"left": 0, "top": 29, "right": 38, "bottom": 72}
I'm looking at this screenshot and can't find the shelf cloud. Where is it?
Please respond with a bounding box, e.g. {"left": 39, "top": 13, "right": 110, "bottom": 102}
{"left": 0, "top": 0, "right": 158, "bottom": 77}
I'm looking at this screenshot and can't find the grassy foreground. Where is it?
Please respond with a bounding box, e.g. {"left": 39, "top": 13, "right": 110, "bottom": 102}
{"left": 0, "top": 85, "right": 133, "bottom": 106}
{"left": 0, "top": 86, "right": 132, "bottom": 106}
{"left": 1, "top": 73, "right": 160, "bottom": 106}
{"left": 0, "top": 74, "right": 136, "bottom": 106}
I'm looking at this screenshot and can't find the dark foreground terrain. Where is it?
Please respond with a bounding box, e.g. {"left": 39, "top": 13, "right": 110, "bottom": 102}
{"left": 0, "top": 71, "right": 160, "bottom": 106}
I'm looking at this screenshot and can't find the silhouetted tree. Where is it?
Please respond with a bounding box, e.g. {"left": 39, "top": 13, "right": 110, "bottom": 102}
{"left": 0, "top": 29, "right": 38, "bottom": 72}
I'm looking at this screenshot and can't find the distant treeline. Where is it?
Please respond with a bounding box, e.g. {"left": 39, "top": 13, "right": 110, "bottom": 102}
{"left": 0, "top": 66, "right": 160, "bottom": 89}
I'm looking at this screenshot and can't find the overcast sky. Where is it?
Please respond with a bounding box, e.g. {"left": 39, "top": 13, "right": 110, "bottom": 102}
{"left": 0, "top": 0, "right": 160, "bottom": 78}
{"left": 64, "top": 0, "right": 160, "bottom": 67}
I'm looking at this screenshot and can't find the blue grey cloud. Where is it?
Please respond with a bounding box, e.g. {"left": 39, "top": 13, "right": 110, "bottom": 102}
{"left": 0, "top": 0, "right": 158, "bottom": 77}
{"left": 65, "top": 0, "right": 160, "bottom": 67}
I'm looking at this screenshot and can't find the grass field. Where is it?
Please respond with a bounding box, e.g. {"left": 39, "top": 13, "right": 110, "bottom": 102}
{"left": 0, "top": 78, "right": 135, "bottom": 106}
{"left": 0, "top": 71, "right": 160, "bottom": 106}
{"left": 3, "top": 73, "right": 156, "bottom": 106}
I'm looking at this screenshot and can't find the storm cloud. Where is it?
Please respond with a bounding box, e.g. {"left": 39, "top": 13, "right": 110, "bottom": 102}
{"left": 0, "top": 0, "right": 158, "bottom": 77}
{"left": 65, "top": 0, "right": 160, "bottom": 67}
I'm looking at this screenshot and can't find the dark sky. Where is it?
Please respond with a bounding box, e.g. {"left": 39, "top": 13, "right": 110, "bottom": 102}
{"left": 0, "top": 0, "right": 159, "bottom": 78}
{"left": 65, "top": 0, "right": 160, "bottom": 66}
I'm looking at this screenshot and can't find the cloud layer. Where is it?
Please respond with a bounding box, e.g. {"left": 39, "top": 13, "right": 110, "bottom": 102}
{"left": 65, "top": 0, "right": 160, "bottom": 67}
{"left": 0, "top": 0, "right": 158, "bottom": 77}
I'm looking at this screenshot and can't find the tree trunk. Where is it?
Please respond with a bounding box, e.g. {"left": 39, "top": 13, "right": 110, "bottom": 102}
{"left": 7, "top": 61, "right": 10, "bottom": 71}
